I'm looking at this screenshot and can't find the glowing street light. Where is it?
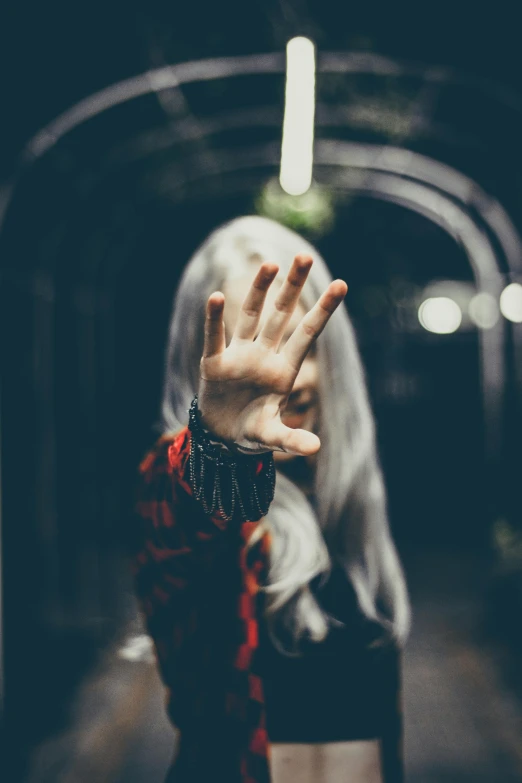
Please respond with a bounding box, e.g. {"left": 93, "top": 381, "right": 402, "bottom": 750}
{"left": 280, "top": 37, "right": 315, "bottom": 196}
{"left": 418, "top": 297, "right": 462, "bottom": 334}
{"left": 499, "top": 282, "right": 522, "bottom": 323}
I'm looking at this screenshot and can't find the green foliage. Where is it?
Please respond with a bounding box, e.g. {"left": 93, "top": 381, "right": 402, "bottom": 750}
{"left": 255, "top": 178, "right": 335, "bottom": 237}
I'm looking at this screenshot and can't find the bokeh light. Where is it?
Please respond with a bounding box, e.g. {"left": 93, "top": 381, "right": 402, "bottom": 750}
{"left": 468, "top": 292, "right": 500, "bottom": 329}
{"left": 418, "top": 297, "right": 462, "bottom": 334}
{"left": 499, "top": 283, "right": 522, "bottom": 323}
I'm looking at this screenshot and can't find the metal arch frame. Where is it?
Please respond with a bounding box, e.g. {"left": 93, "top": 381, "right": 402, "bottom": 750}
{"left": 1, "top": 51, "right": 522, "bottom": 718}
{"left": 1, "top": 50, "right": 521, "bottom": 254}
{"left": 10, "top": 51, "right": 522, "bottom": 166}
{"left": 0, "top": 52, "right": 520, "bottom": 284}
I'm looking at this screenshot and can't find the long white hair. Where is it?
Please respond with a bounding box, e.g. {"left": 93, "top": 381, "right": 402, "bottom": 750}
{"left": 162, "top": 215, "right": 410, "bottom": 647}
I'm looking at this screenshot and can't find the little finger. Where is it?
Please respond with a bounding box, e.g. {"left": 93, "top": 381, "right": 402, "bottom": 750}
{"left": 202, "top": 292, "right": 226, "bottom": 358}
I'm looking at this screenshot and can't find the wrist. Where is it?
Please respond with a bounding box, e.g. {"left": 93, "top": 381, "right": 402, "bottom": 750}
{"left": 186, "top": 394, "right": 276, "bottom": 521}
{"left": 191, "top": 395, "right": 273, "bottom": 456}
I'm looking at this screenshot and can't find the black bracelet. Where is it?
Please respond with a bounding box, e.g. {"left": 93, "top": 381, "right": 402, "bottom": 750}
{"left": 187, "top": 395, "right": 276, "bottom": 522}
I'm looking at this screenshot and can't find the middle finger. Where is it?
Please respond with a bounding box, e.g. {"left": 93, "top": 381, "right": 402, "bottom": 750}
{"left": 257, "top": 254, "right": 313, "bottom": 350}
{"left": 232, "top": 262, "right": 279, "bottom": 341}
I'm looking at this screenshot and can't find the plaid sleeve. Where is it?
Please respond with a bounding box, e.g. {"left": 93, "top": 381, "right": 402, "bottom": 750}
{"left": 132, "top": 426, "right": 272, "bottom": 781}
{"left": 132, "top": 427, "right": 265, "bottom": 719}
{"left": 132, "top": 429, "right": 233, "bottom": 650}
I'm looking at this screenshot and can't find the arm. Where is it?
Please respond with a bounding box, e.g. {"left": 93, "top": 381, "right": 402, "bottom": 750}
{"left": 132, "top": 426, "right": 270, "bottom": 729}
{"left": 133, "top": 427, "right": 227, "bottom": 627}
{"left": 132, "top": 427, "right": 267, "bottom": 679}
{"left": 133, "top": 426, "right": 267, "bottom": 612}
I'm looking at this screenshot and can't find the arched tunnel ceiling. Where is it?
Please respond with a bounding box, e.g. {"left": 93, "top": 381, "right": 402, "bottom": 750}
{"left": 1, "top": 52, "right": 521, "bottom": 289}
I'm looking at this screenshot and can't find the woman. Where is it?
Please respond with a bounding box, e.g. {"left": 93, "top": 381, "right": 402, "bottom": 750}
{"left": 133, "top": 215, "right": 411, "bottom": 783}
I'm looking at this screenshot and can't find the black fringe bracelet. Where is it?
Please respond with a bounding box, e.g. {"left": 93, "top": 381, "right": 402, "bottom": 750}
{"left": 187, "top": 395, "right": 276, "bottom": 522}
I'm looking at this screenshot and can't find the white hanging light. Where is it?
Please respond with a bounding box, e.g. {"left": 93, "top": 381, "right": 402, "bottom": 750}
{"left": 279, "top": 37, "right": 316, "bottom": 196}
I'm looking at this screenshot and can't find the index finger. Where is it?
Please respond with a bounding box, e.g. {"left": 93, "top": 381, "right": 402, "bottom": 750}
{"left": 281, "top": 280, "right": 348, "bottom": 371}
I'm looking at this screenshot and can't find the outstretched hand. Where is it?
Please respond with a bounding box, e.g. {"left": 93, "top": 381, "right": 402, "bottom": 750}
{"left": 197, "top": 255, "right": 348, "bottom": 455}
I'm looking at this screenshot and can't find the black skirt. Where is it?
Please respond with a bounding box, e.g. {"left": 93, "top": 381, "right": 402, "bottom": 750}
{"left": 257, "top": 566, "right": 404, "bottom": 782}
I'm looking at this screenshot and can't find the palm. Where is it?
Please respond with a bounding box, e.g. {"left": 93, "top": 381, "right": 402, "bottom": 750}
{"left": 197, "top": 255, "right": 347, "bottom": 456}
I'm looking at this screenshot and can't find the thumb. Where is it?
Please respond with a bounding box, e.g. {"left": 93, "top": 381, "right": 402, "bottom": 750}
{"left": 264, "top": 420, "right": 321, "bottom": 456}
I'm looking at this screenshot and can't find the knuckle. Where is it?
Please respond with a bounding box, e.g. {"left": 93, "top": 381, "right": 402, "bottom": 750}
{"left": 259, "top": 332, "right": 277, "bottom": 346}
{"left": 301, "top": 322, "right": 316, "bottom": 338}
{"left": 274, "top": 299, "right": 290, "bottom": 314}
{"left": 287, "top": 274, "right": 302, "bottom": 288}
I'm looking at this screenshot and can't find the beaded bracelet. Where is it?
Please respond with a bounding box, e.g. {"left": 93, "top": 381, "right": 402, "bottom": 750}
{"left": 187, "top": 395, "right": 276, "bottom": 522}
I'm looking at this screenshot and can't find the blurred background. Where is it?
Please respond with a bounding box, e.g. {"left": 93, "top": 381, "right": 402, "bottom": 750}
{"left": 1, "top": 1, "right": 522, "bottom": 781}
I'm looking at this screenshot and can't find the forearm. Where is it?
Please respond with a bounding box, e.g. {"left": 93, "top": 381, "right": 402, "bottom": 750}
{"left": 132, "top": 425, "right": 274, "bottom": 620}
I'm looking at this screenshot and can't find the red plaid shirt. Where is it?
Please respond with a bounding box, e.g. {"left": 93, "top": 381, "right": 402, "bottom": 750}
{"left": 133, "top": 427, "right": 272, "bottom": 783}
